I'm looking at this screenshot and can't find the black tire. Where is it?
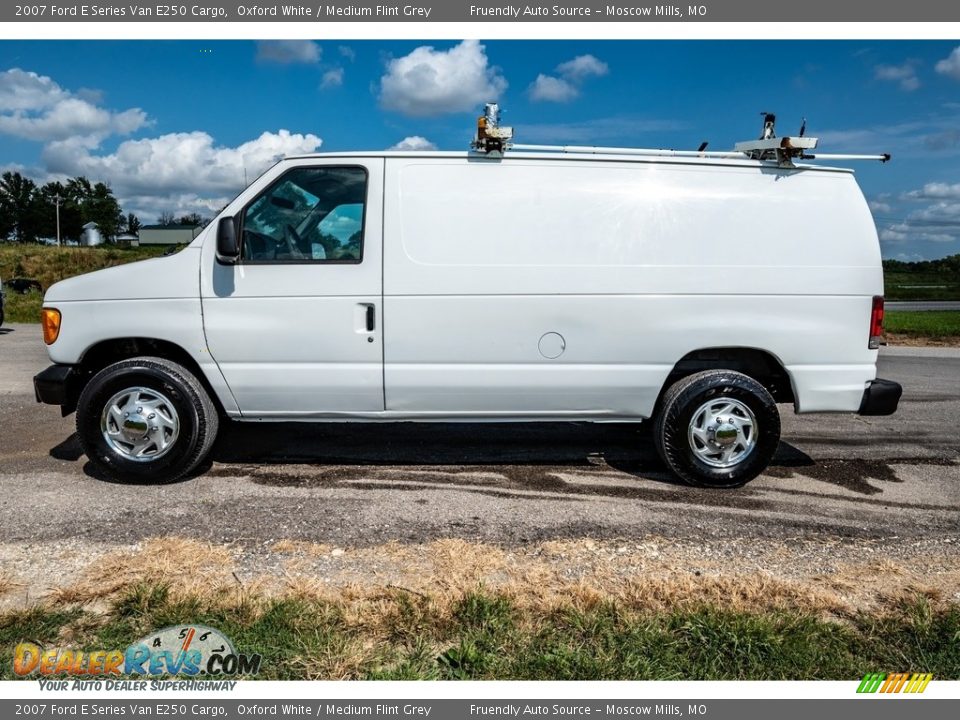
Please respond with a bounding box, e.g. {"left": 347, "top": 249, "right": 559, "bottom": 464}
{"left": 76, "top": 356, "right": 219, "bottom": 483}
{"left": 653, "top": 370, "right": 780, "bottom": 488}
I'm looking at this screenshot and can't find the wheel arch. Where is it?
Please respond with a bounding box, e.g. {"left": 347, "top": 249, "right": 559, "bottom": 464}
{"left": 654, "top": 346, "right": 795, "bottom": 415}
{"left": 67, "top": 337, "right": 226, "bottom": 417}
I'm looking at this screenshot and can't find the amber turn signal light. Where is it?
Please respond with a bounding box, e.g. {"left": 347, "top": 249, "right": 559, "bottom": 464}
{"left": 41, "top": 308, "right": 61, "bottom": 345}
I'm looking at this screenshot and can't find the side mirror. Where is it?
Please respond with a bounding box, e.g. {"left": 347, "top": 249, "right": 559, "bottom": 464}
{"left": 216, "top": 217, "right": 239, "bottom": 263}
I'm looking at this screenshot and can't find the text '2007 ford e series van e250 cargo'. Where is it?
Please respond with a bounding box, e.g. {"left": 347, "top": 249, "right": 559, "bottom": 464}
{"left": 33, "top": 107, "right": 902, "bottom": 488}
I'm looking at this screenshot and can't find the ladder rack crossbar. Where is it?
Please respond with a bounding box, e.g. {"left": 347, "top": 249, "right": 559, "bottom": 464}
{"left": 510, "top": 143, "right": 745, "bottom": 159}
{"left": 801, "top": 153, "right": 891, "bottom": 162}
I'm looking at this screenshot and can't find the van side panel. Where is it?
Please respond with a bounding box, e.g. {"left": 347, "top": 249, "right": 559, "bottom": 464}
{"left": 383, "top": 157, "right": 881, "bottom": 417}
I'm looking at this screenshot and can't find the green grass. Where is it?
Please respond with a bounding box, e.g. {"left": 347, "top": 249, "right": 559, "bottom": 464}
{"left": 885, "top": 311, "right": 960, "bottom": 339}
{"left": 2, "top": 586, "right": 958, "bottom": 681}
{"left": 0, "top": 243, "right": 169, "bottom": 291}
{"left": 3, "top": 289, "right": 42, "bottom": 324}
{"left": 1, "top": 243, "right": 170, "bottom": 324}
{"left": 884, "top": 271, "right": 960, "bottom": 301}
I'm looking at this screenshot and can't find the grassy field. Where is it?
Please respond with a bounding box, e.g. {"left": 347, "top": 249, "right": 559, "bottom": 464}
{"left": 885, "top": 311, "right": 960, "bottom": 341}
{"left": 0, "top": 244, "right": 169, "bottom": 323}
{"left": 885, "top": 271, "right": 960, "bottom": 301}
{"left": 2, "top": 584, "right": 958, "bottom": 680}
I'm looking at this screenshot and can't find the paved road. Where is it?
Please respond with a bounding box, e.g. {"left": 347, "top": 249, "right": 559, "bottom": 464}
{"left": 887, "top": 301, "right": 960, "bottom": 312}
{"left": 1, "top": 323, "right": 958, "bottom": 547}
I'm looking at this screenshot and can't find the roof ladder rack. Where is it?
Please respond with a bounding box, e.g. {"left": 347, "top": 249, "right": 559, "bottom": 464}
{"left": 733, "top": 112, "right": 889, "bottom": 167}
{"left": 469, "top": 104, "right": 891, "bottom": 166}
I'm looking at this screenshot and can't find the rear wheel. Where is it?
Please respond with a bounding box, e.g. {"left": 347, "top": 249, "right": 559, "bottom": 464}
{"left": 76, "top": 357, "right": 218, "bottom": 483}
{"left": 653, "top": 370, "right": 780, "bottom": 488}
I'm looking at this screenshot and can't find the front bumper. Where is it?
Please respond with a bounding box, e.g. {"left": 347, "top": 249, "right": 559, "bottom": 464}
{"left": 858, "top": 378, "right": 902, "bottom": 416}
{"left": 34, "top": 364, "right": 81, "bottom": 415}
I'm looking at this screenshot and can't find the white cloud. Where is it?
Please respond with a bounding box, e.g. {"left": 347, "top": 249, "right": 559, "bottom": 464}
{"left": 879, "top": 223, "right": 955, "bottom": 244}
{"left": 256, "top": 40, "right": 321, "bottom": 64}
{"left": 388, "top": 136, "right": 437, "bottom": 151}
{"left": 338, "top": 45, "right": 356, "bottom": 62}
{"left": 528, "top": 75, "right": 578, "bottom": 103}
{"left": 911, "top": 201, "right": 960, "bottom": 222}
{"left": 379, "top": 40, "right": 507, "bottom": 117}
{"left": 528, "top": 54, "right": 609, "bottom": 103}
{"left": 320, "top": 68, "right": 344, "bottom": 89}
{"left": 0, "top": 68, "right": 66, "bottom": 111}
{"left": 876, "top": 189, "right": 960, "bottom": 247}
{"left": 874, "top": 61, "right": 920, "bottom": 91}
{"left": 2, "top": 67, "right": 323, "bottom": 222}
{"left": 935, "top": 46, "right": 960, "bottom": 80}
{"left": 556, "top": 54, "right": 609, "bottom": 82}
{"left": 872, "top": 176, "right": 960, "bottom": 248}
{"left": 905, "top": 182, "right": 960, "bottom": 200}
{"left": 0, "top": 68, "right": 148, "bottom": 144}
{"left": 879, "top": 227, "right": 908, "bottom": 243}
{"left": 41, "top": 129, "right": 322, "bottom": 219}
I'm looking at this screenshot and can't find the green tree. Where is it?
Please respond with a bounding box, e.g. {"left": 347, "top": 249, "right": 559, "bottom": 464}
{"left": 124, "top": 213, "right": 142, "bottom": 234}
{"left": 0, "top": 171, "right": 42, "bottom": 243}
{"left": 85, "top": 182, "right": 123, "bottom": 240}
{"left": 39, "top": 181, "right": 83, "bottom": 242}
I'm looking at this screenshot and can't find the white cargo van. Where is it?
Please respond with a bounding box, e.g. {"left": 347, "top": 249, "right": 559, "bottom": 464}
{"left": 34, "top": 110, "right": 901, "bottom": 487}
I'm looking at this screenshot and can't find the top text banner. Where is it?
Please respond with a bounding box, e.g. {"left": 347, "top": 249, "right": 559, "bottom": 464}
{"left": 5, "top": 1, "right": 960, "bottom": 23}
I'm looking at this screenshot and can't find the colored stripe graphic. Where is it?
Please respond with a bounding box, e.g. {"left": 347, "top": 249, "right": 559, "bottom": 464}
{"left": 904, "top": 673, "right": 933, "bottom": 693}
{"left": 857, "top": 673, "right": 885, "bottom": 693}
{"left": 858, "top": 672, "right": 932, "bottom": 693}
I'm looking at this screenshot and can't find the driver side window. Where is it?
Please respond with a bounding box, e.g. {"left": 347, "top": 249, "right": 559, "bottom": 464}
{"left": 241, "top": 166, "right": 367, "bottom": 263}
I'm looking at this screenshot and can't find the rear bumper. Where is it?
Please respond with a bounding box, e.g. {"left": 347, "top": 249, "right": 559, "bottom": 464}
{"left": 34, "top": 364, "right": 80, "bottom": 415}
{"left": 858, "top": 378, "right": 902, "bottom": 416}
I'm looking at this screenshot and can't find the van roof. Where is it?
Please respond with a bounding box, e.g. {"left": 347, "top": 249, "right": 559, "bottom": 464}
{"left": 283, "top": 150, "right": 855, "bottom": 173}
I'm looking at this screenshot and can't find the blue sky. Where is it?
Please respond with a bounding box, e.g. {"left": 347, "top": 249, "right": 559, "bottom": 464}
{"left": 2, "top": 39, "right": 960, "bottom": 259}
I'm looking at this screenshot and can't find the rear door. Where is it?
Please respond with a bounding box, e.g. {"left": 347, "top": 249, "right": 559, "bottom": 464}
{"left": 201, "top": 159, "right": 384, "bottom": 417}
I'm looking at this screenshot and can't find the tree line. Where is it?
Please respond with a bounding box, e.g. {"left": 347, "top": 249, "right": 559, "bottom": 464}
{"left": 883, "top": 254, "right": 960, "bottom": 274}
{"left": 0, "top": 170, "right": 207, "bottom": 244}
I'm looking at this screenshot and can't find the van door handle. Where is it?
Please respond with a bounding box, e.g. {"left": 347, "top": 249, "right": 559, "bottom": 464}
{"left": 365, "top": 305, "right": 375, "bottom": 332}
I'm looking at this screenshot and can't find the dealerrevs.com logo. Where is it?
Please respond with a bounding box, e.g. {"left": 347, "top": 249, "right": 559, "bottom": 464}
{"left": 14, "top": 625, "right": 261, "bottom": 678}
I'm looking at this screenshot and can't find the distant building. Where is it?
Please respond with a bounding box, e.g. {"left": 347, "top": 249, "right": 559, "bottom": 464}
{"left": 115, "top": 232, "right": 139, "bottom": 245}
{"left": 136, "top": 225, "right": 203, "bottom": 246}
{"left": 81, "top": 222, "right": 104, "bottom": 246}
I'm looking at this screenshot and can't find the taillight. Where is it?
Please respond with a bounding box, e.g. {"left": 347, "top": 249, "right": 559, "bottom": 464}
{"left": 868, "top": 296, "right": 884, "bottom": 349}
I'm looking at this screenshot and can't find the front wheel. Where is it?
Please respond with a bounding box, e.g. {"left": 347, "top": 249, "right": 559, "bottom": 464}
{"left": 76, "top": 357, "right": 219, "bottom": 483}
{"left": 653, "top": 370, "right": 780, "bottom": 488}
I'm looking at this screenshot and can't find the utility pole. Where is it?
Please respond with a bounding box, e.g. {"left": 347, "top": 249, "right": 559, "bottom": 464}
{"left": 54, "top": 193, "right": 62, "bottom": 247}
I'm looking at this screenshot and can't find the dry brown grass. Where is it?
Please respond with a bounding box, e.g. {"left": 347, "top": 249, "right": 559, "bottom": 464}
{"left": 46, "top": 537, "right": 239, "bottom": 605}
{"left": 36, "top": 536, "right": 960, "bottom": 624}
{"left": 884, "top": 332, "right": 960, "bottom": 347}
{"left": 266, "top": 537, "right": 944, "bottom": 625}
{"left": 0, "top": 572, "right": 22, "bottom": 598}
{"left": 271, "top": 539, "right": 334, "bottom": 556}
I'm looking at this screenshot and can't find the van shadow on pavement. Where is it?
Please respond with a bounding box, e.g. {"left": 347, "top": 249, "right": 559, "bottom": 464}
{"left": 50, "top": 420, "right": 954, "bottom": 505}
